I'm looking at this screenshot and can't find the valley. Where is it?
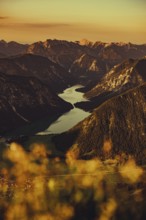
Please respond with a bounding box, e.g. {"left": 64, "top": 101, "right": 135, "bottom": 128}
{"left": 0, "top": 39, "right": 146, "bottom": 162}
{"left": 37, "top": 85, "right": 90, "bottom": 135}
{"left": 0, "top": 38, "right": 146, "bottom": 220}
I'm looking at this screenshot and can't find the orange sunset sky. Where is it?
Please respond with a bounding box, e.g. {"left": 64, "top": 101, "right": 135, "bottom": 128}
{"left": 0, "top": 0, "right": 146, "bottom": 44}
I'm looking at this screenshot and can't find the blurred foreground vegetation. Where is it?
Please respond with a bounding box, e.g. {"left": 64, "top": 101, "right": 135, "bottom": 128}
{"left": 0, "top": 142, "right": 146, "bottom": 220}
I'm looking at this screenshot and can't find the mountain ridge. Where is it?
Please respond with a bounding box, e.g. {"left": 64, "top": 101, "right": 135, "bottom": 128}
{"left": 1, "top": 39, "right": 146, "bottom": 91}
{"left": 74, "top": 58, "right": 146, "bottom": 111}
{"left": 0, "top": 40, "right": 28, "bottom": 57}
{"left": 0, "top": 53, "right": 75, "bottom": 93}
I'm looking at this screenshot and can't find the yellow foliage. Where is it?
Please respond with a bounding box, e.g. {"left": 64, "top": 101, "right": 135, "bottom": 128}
{"left": 119, "top": 158, "right": 143, "bottom": 183}
{"left": 99, "top": 199, "right": 117, "bottom": 220}
{"left": 0, "top": 142, "right": 145, "bottom": 220}
{"left": 103, "top": 139, "right": 112, "bottom": 154}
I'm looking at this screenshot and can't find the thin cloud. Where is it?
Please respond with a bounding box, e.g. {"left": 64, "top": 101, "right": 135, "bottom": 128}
{"left": 0, "top": 16, "right": 9, "bottom": 19}
{"left": 0, "top": 22, "right": 71, "bottom": 28}
{"left": 22, "top": 23, "right": 70, "bottom": 28}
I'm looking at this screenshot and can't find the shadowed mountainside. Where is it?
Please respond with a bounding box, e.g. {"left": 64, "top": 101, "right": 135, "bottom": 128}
{"left": 0, "top": 72, "right": 72, "bottom": 134}
{"left": 69, "top": 53, "right": 106, "bottom": 86}
{"left": 0, "top": 54, "right": 75, "bottom": 93}
{"left": 27, "top": 39, "right": 82, "bottom": 70}
{"left": 54, "top": 83, "right": 146, "bottom": 163}
{"left": 0, "top": 40, "right": 28, "bottom": 57}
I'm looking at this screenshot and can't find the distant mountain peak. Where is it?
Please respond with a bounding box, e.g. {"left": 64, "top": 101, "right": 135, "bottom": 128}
{"left": 0, "top": 40, "right": 7, "bottom": 44}
{"left": 79, "top": 39, "right": 93, "bottom": 46}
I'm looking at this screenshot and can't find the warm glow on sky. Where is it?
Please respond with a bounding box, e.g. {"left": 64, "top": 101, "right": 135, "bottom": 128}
{"left": 0, "top": 0, "right": 146, "bottom": 43}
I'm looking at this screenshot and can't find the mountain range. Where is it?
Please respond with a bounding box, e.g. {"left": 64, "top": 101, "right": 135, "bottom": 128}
{"left": 0, "top": 40, "right": 28, "bottom": 57}
{"left": 0, "top": 38, "right": 146, "bottom": 161}
{"left": 26, "top": 39, "right": 146, "bottom": 90}
{"left": 1, "top": 39, "right": 146, "bottom": 90}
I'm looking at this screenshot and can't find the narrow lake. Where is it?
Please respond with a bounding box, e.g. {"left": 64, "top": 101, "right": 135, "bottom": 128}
{"left": 37, "top": 85, "right": 90, "bottom": 135}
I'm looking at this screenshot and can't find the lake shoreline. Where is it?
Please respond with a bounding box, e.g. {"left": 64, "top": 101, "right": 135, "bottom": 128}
{"left": 38, "top": 85, "right": 90, "bottom": 135}
{"left": 1, "top": 85, "right": 91, "bottom": 144}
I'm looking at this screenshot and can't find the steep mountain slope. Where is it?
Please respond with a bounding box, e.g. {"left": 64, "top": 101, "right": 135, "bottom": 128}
{"left": 74, "top": 58, "right": 146, "bottom": 111}
{"left": 86, "top": 58, "right": 146, "bottom": 99}
{"left": 0, "top": 52, "right": 6, "bottom": 58}
{"left": 0, "top": 72, "right": 72, "bottom": 134}
{"left": 69, "top": 53, "right": 106, "bottom": 86}
{"left": 0, "top": 40, "right": 28, "bottom": 57}
{"left": 0, "top": 54, "right": 74, "bottom": 93}
{"left": 27, "top": 39, "right": 83, "bottom": 69}
{"left": 91, "top": 42, "right": 146, "bottom": 83}
{"left": 54, "top": 83, "right": 146, "bottom": 163}
{"left": 77, "top": 41, "right": 146, "bottom": 68}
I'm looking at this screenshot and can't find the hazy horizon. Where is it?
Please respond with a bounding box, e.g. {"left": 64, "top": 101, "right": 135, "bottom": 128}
{"left": 1, "top": 38, "right": 146, "bottom": 46}
{"left": 0, "top": 0, "right": 146, "bottom": 44}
